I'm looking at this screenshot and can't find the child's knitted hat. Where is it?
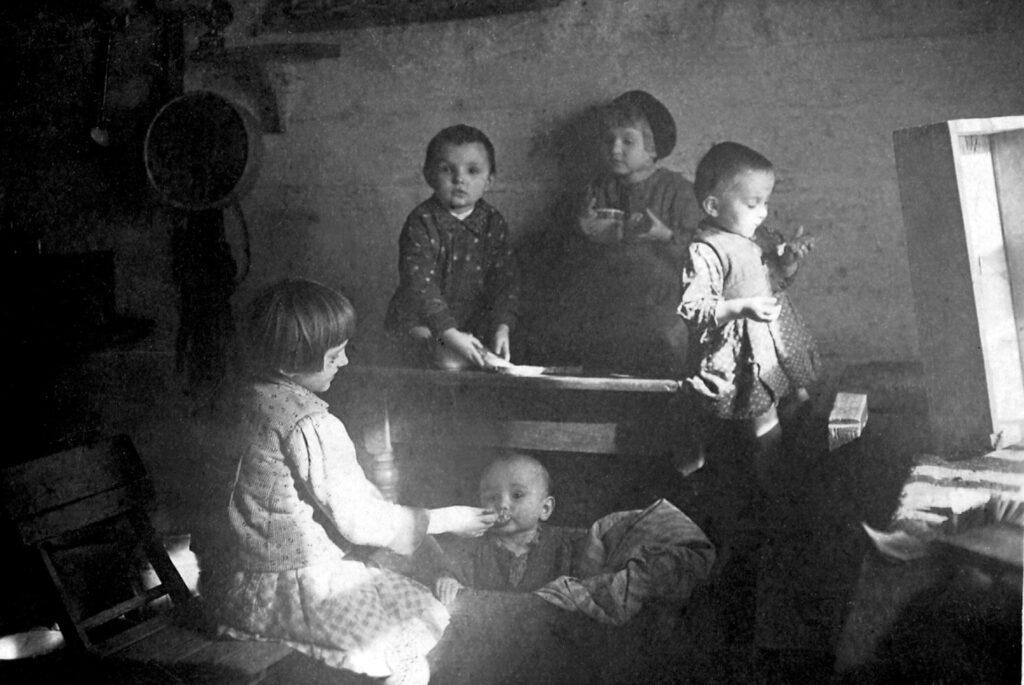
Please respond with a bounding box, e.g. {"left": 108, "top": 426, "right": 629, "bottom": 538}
{"left": 612, "top": 90, "right": 677, "bottom": 160}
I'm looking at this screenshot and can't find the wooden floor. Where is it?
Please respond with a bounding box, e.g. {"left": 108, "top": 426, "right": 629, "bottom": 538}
{"left": 0, "top": 413, "right": 911, "bottom": 685}
{"left": 5, "top": 363, "right": 1018, "bottom": 684}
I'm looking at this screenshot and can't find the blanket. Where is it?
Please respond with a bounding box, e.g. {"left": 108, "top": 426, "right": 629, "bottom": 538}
{"left": 534, "top": 498, "right": 715, "bottom": 625}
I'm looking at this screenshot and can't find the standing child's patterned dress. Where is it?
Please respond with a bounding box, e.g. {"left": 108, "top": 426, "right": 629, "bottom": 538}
{"left": 678, "top": 222, "right": 819, "bottom": 420}
{"left": 754, "top": 224, "right": 820, "bottom": 392}
{"left": 200, "top": 376, "right": 449, "bottom": 680}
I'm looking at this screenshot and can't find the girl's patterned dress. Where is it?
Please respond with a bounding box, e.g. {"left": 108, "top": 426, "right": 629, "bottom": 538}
{"left": 199, "top": 376, "right": 448, "bottom": 680}
{"left": 678, "top": 223, "right": 819, "bottom": 420}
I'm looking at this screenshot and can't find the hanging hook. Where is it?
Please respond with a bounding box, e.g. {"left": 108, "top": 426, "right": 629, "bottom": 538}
{"left": 89, "top": 24, "right": 114, "bottom": 146}
{"left": 89, "top": 12, "right": 130, "bottom": 147}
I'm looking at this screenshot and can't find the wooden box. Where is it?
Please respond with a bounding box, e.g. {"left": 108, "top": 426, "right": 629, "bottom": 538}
{"left": 894, "top": 117, "right": 1024, "bottom": 453}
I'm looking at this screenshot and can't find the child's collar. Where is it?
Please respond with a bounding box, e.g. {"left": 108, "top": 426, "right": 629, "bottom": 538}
{"left": 449, "top": 206, "right": 475, "bottom": 221}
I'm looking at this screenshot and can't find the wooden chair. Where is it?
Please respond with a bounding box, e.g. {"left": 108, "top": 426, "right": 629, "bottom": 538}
{"left": 0, "top": 434, "right": 194, "bottom": 655}
{"left": 0, "top": 434, "right": 298, "bottom": 683}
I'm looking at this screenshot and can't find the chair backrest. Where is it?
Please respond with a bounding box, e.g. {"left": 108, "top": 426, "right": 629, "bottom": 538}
{"left": 0, "top": 435, "right": 192, "bottom": 655}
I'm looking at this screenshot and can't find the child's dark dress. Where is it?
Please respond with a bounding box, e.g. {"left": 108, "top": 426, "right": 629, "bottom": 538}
{"left": 440, "top": 525, "right": 586, "bottom": 593}
{"left": 540, "top": 168, "right": 701, "bottom": 376}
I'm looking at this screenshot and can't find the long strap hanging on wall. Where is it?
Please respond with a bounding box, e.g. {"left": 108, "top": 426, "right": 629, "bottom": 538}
{"left": 170, "top": 206, "right": 248, "bottom": 395}
{"left": 145, "top": 91, "right": 262, "bottom": 399}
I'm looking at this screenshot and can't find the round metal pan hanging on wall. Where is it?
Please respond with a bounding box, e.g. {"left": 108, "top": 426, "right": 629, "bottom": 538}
{"left": 143, "top": 90, "right": 262, "bottom": 210}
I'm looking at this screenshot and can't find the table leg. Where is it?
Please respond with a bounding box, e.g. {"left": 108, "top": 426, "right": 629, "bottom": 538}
{"left": 362, "top": 395, "right": 398, "bottom": 502}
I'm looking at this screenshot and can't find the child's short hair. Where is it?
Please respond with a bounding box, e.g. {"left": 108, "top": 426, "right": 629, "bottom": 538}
{"left": 481, "top": 452, "right": 552, "bottom": 496}
{"left": 694, "top": 141, "right": 774, "bottom": 204}
{"left": 423, "top": 124, "right": 497, "bottom": 178}
{"left": 243, "top": 278, "right": 356, "bottom": 374}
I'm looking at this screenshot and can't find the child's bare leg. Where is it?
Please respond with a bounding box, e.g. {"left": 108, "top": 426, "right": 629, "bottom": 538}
{"left": 750, "top": 404, "right": 780, "bottom": 437}
{"left": 779, "top": 386, "right": 812, "bottom": 421}
{"left": 749, "top": 405, "right": 782, "bottom": 496}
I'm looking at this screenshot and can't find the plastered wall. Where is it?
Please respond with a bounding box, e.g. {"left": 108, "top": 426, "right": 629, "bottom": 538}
{"left": 109, "top": 0, "right": 1008, "bottom": 376}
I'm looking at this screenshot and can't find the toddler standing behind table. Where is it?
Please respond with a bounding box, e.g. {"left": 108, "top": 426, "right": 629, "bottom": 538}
{"left": 198, "top": 278, "right": 496, "bottom": 685}
{"left": 557, "top": 90, "right": 701, "bottom": 376}
{"left": 433, "top": 453, "right": 585, "bottom": 605}
{"left": 385, "top": 124, "right": 520, "bottom": 371}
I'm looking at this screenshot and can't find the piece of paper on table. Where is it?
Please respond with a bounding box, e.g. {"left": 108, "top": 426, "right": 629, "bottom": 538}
{"left": 495, "top": 364, "right": 584, "bottom": 377}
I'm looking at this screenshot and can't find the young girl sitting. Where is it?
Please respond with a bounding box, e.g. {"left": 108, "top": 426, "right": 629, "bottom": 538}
{"left": 198, "top": 278, "right": 496, "bottom": 685}
{"left": 385, "top": 124, "right": 520, "bottom": 370}
{"left": 554, "top": 90, "right": 702, "bottom": 376}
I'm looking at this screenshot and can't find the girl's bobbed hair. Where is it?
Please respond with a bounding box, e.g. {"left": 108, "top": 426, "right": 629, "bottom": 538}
{"left": 243, "top": 278, "right": 356, "bottom": 374}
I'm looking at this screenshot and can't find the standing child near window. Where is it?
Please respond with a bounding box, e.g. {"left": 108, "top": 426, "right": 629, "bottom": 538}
{"left": 198, "top": 278, "right": 496, "bottom": 685}
{"left": 677, "top": 141, "right": 820, "bottom": 642}
{"left": 679, "top": 141, "right": 819, "bottom": 483}
{"left": 385, "top": 124, "right": 520, "bottom": 370}
{"left": 557, "top": 90, "right": 701, "bottom": 375}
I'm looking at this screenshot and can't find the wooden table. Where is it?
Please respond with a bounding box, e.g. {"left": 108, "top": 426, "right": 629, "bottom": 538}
{"left": 327, "top": 365, "right": 689, "bottom": 502}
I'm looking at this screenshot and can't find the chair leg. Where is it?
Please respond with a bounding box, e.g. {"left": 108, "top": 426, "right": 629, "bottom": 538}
{"left": 132, "top": 514, "right": 192, "bottom": 605}
{"left": 37, "top": 544, "right": 94, "bottom": 652}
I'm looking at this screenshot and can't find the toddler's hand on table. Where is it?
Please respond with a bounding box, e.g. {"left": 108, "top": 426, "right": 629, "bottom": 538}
{"left": 434, "top": 577, "right": 464, "bottom": 606}
{"left": 491, "top": 324, "right": 511, "bottom": 361}
{"left": 438, "top": 329, "right": 486, "bottom": 368}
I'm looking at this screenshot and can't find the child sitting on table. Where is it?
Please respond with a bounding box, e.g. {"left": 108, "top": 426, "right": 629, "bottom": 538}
{"left": 552, "top": 90, "right": 701, "bottom": 376}
{"left": 434, "top": 453, "right": 585, "bottom": 605}
{"left": 197, "top": 278, "right": 496, "bottom": 685}
{"left": 385, "top": 124, "right": 520, "bottom": 371}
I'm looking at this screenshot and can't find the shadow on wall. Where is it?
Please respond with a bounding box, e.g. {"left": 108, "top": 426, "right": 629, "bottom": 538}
{"left": 515, "top": 103, "right": 607, "bottom": 366}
